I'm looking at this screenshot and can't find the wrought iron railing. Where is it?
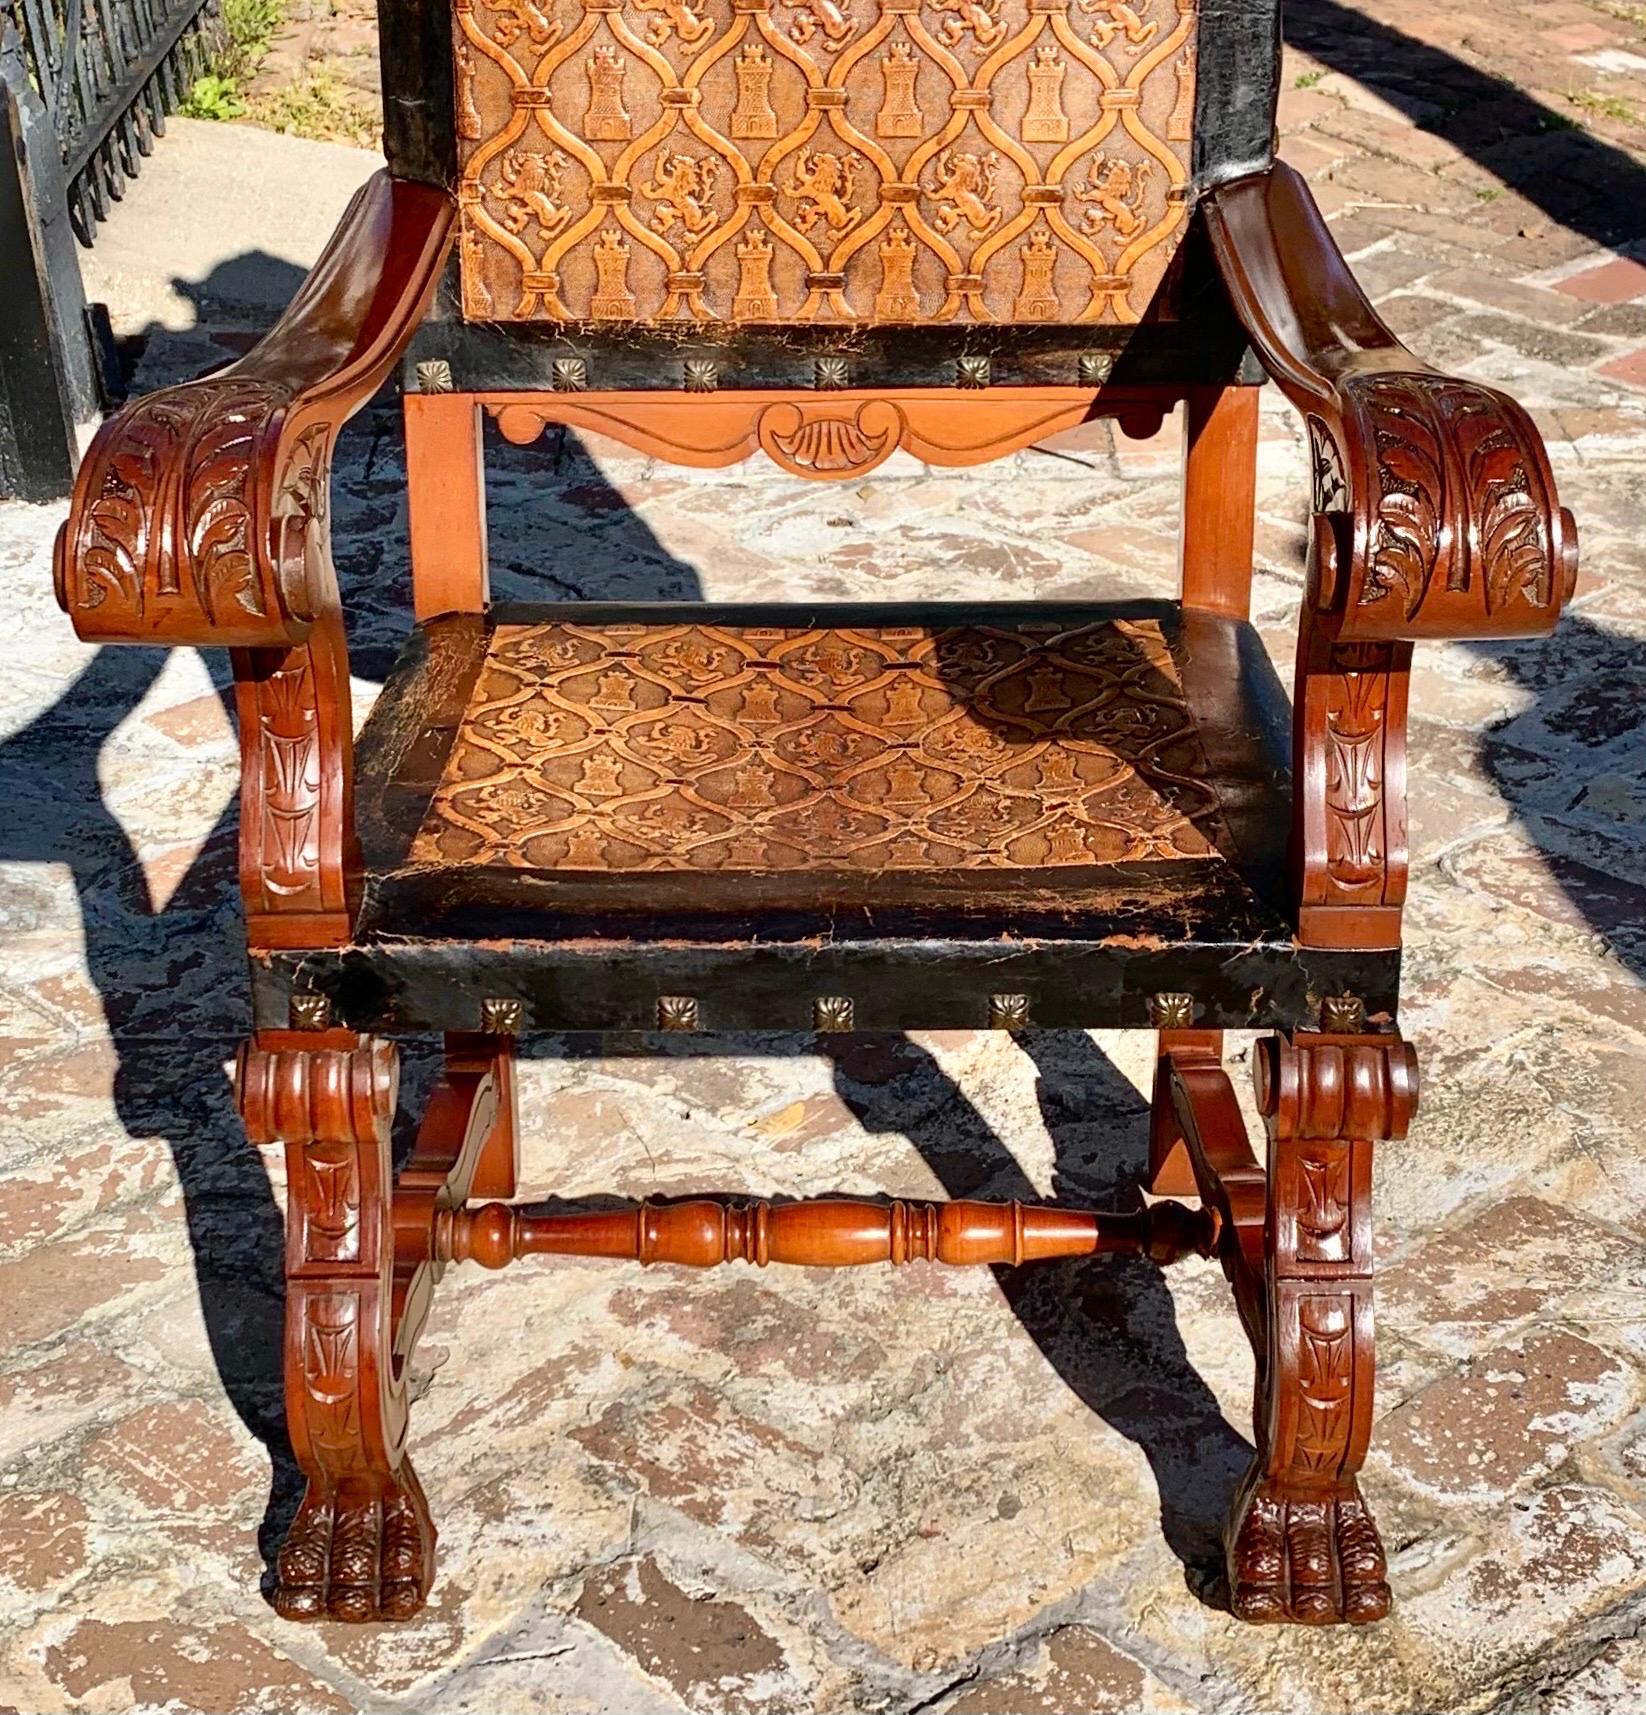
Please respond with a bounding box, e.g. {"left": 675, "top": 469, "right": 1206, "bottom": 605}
{"left": 6, "top": 0, "right": 223, "bottom": 240}
{"left": 2, "top": 0, "right": 223, "bottom": 495}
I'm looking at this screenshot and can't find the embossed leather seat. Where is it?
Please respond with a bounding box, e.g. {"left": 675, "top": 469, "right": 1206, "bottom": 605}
{"left": 346, "top": 606, "right": 1301, "bottom": 1003}
{"left": 56, "top": 0, "right": 1576, "bottom": 1631}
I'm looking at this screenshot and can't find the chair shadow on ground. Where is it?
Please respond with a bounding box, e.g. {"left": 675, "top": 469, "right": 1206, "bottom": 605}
{"left": 1284, "top": 0, "right": 1646, "bottom": 252}
{"left": 0, "top": 642, "right": 300, "bottom": 1574}
{"left": 1463, "top": 617, "right": 1646, "bottom": 989}
{"left": 823, "top": 1030, "right": 1251, "bottom": 1583}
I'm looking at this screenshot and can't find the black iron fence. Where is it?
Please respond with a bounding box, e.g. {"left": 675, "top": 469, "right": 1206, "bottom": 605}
{"left": 8, "top": 0, "right": 222, "bottom": 240}
{"left": 1, "top": 0, "right": 222, "bottom": 499}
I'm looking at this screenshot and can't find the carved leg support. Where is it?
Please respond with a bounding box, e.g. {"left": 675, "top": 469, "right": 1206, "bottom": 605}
{"left": 1166, "top": 1029, "right": 1418, "bottom": 1624}
{"left": 1293, "top": 605, "right": 1413, "bottom": 951}
{"left": 237, "top": 1029, "right": 434, "bottom": 1622}
{"left": 1149, "top": 1026, "right": 1223, "bottom": 1196}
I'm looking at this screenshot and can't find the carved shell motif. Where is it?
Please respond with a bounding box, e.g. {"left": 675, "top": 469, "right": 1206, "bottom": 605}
{"left": 756, "top": 401, "right": 906, "bottom": 477}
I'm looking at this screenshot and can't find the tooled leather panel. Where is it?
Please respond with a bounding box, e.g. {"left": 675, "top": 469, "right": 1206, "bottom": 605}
{"left": 411, "top": 618, "right": 1231, "bottom": 873}
{"left": 452, "top": 0, "right": 1198, "bottom": 324}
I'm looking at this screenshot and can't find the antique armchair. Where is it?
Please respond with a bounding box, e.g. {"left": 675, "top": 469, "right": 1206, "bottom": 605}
{"left": 56, "top": 0, "right": 1575, "bottom": 1627}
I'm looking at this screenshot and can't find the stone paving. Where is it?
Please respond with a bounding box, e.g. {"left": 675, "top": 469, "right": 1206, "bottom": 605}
{"left": 3, "top": 1, "right": 1646, "bottom": 1710}
{"left": 242, "top": 0, "right": 384, "bottom": 147}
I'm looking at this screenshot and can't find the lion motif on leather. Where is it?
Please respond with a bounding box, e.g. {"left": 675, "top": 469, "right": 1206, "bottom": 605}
{"left": 1077, "top": 0, "right": 1157, "bottom": 51}
{"left": 497, "top": 149, "right": 573, "bottom": 241}
{"left": 1074, "top": 154, "right": 1153, "bottom": 238}
{"left": 783, "top": 150, "right": 865, "bottom": 235}
{"left": 926, "top": 150, "right": 1003, "bottom": 238}
{"left": 485, "top": 0, "right": 561, "bottom": 49}
{"left": 788, "top": 0, "right": 858, "bottom": 51}
{"left": 633, "top": 0, "right": 714, "bottom": 51}
{"left": 641, "top": 152, "right": 721, "bottom": 237}
{"left": 932, "top": 0, "right": 1007, "bottom": 49}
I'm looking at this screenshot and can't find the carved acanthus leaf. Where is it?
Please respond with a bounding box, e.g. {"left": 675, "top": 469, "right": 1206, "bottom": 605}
{"left": 1340, "top": 373, "right": 1557, "bottom": 637}
{"left": 61, "top": 375, "right": 328, "bottom": 647}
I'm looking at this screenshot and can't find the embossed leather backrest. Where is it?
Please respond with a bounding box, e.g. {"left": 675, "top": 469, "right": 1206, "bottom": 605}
{"left": 451, "top": 0, "right": 1200, "bottom": 325}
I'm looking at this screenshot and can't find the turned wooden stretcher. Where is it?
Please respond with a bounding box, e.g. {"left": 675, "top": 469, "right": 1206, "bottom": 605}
{"left": 57, "top": 0, "right": 1574, "bottom": 1627}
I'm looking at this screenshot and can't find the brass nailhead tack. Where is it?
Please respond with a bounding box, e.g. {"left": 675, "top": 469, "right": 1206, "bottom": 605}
{"left": 814, "top": 996, "right": 855, "bottom": 1031}
{"left": 1148, "top": 993, "right": 1195, "bottom": 1029}
{"left": 657, "top": 995, "right": 701, "bottom": 1031}
{"left": 989, "top": 993, "right": 1030, "bottom": 1030}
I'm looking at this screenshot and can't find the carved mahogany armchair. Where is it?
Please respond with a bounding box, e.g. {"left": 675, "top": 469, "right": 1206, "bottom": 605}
{"left": 56, "top": 0, "right": 1575, "bottom": 1628}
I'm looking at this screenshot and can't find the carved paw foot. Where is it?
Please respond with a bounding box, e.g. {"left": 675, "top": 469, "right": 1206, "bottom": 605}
{"left": 1226, "top": 1474, "right": 1390, "bottom": 1625}
{"left": 273, "top": 1464, "right": 435, "bottom": 1622}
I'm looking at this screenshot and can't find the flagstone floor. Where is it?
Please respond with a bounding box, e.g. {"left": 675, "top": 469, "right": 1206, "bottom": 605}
{"left": 3, "top": 1, "right": 1646, "bottom": 1708}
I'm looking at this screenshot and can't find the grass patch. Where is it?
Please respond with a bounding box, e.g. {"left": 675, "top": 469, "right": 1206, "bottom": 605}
{"left": 1294, "top": 69, "right": 1325, "bottom": 89}
{"left": 1592, "top": 0, "right": 1646, "bottom": 28}
{"left": 1566, "top": 84, "right": 1640, "bottom": 123}
{"left": 180, "top": 0, "right": 284, "bottom": 119}
{"left": 244, "top": 68, "right": 382, "bottom": 147}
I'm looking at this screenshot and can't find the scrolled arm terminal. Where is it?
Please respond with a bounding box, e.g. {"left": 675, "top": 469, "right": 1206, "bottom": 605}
{"left": 54, "top": 173, "right": 455, "bottom": 650}
{"left": 1207, "top": 163, "right": 1577, "bottom": 643}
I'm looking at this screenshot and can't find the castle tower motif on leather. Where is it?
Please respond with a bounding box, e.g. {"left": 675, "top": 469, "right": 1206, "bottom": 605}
{"left": 876, "top": 41, "right": 924, "bottom": 137}
{"left": 874, "top": 224, "right": 922, "bottom": 319}
{"left": 1015, "top": 227, "right": 1061, "bottom": 318}
{"left": 455, "top": 40, "right": 483, "bottom": 140}
{"left": 584, "top": 45, "right": 633, "bottom": 141}
{"left": 732, "top": 42, "right": 779, "bottom": 139}
{"left": 734, "top": 228, "right": 780, "bottom": 320}
{"left": 452, "top": 0, "right": 1199, "bottom": 322}
{"left": 1169, "top": 39, "right": 1196, "bottom": 141}
{"left": 590, "top": 226, "right": 637, "bottom": 318}
{"left": 1023, "top": 43, "right": 1070, "bottom": 142}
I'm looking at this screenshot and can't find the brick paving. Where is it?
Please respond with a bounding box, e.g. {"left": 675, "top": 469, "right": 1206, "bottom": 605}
{"left": 3, "top": 1, "right": 1646, "bottom": 1710}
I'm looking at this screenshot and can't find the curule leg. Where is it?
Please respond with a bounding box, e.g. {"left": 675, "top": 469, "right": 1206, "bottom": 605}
{"left": 1148, "top": 1025, "right": 1223, "bottom": 1197}
{"left": 236, "top": 1030, "right": 434, "bottom": 1622}
{"left": 390, "top": 1030, "right": 520, "bottom": 1385}
{"left": 1224, "top": 1028, "right": 1420, "bottom": 1625}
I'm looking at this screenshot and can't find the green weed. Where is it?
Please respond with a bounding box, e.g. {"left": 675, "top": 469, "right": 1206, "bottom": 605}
{"left": 244, "top": 68, "right": 381, "bottom": 147}
{"left": 179, "top": 0, "right": 283, "bottom": 121}
{"left": 1566, "top": 85, "right": 1639, "bottom": 123}
{"left": 179, "top": 71, "right": 244, "bottom": 120}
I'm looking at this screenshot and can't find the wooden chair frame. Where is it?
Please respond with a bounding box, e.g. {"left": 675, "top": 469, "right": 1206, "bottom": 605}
{"left": 54, "top": 0, "right": 1574, "bottom": 1629}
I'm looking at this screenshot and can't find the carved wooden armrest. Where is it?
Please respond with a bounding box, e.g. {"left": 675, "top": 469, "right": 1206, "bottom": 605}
{"left": 1206, "top": 164, "right": 1578, "bottom": 642}
{"left": 54, "top": 173, "right": 455, "bottom": 647}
